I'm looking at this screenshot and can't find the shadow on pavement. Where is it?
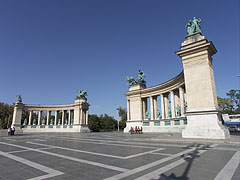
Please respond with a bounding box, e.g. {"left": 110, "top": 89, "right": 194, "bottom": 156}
{"left": 157, "top": 144, "right": 212, "bottom": 180}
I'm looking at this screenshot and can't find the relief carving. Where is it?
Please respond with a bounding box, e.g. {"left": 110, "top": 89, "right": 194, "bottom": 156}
{"left": 183, "top": 59, "right": 206, "bottom": 68}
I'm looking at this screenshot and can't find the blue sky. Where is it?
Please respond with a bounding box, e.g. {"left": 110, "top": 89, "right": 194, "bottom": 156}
{"left": 0, "top": 0, "right": 239, "bottom": 119}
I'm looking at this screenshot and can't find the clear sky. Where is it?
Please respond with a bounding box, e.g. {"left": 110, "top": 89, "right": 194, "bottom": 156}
{"left": 0, "top": 0, "right": 239, "bottom": 119}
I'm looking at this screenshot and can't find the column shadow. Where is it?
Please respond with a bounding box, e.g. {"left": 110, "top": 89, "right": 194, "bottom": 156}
{"left": 155, "top": 144, "right": 211, "bottom": 180}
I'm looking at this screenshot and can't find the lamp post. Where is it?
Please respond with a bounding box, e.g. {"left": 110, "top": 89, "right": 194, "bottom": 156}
{"left": 116, "top": 107, "right": 120, "bottom": 132}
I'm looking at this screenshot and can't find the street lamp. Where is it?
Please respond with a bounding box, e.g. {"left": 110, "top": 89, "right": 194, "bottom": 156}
{"left": 116, "top": 107, "right": 120, "bottom": 132}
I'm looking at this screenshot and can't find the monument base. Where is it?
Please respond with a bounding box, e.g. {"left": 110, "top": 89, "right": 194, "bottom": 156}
{"left": 182, "top": 110, "right": 230, "bottom": 139}
{"left": 22, "top": 124, "right": 90, "bottom": 133}
{"left": 123, "top": 121, "right": 142, "bottom": 133}
{"left": 11, "top": 124, "right": 23, "bottom": 134}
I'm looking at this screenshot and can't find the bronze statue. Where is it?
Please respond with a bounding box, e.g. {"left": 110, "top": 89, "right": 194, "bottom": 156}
{"left": 126, "top": 70, "right": 146, "bottom": 86}
{"left": 186, "top": 17, "right": 201, "bottom": 36}
{"left": 16, "top": 95, "right": 22, "bottom": 102}
{"left": 156, "top": 109, "right": 161, "bottom": 119}
{"left": 176, "top": 105, "right": 181, "bottom": 117}
{"left": 76, "top": 89, "right": 87, "bottom": 99}
{"left": 145, "top": 111, "right": 150, "bottom": 120}
{"left": 168, "top": 108, "right": 172, "bottom": 118}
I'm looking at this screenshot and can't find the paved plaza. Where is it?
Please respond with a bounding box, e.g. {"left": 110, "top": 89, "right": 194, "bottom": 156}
{"left": 0, "top": 132, "right": 239, "bottom": 180}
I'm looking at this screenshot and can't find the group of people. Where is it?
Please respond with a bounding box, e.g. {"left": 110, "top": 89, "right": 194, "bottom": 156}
{"left": 8, "top": 126, "right": 15, "bottom": 136}
{"left": 129, "top": 126, "right": 143, "bottom": 134}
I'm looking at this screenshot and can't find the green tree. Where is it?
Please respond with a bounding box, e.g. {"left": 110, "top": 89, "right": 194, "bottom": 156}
{"left": 100, "top": 114, "right": 117, "bottom": 131}
{"left": 226, "top": 90, "right": 240, "bottom": 110}
{"left": 88, "top": 114, "right": 117, "bottom": 132}
{"left": 217, "top": 96, "right": 234, "bottom": 114}
{"left": 218, "top": 89, "right": 240, "bottom": 114}
{"left": 117, "top": 107, "right": 127, "bottom": 130}
{"left": 88, "top": 114, "right": 101, "bottom": 132}
{"left": 0, "top": 102, "right": 13, "bottom": 128}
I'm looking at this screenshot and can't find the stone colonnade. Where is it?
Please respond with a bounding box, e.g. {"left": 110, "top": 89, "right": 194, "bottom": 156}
{"left": 127, "top": 86, "right": 186, "bottom": 121}
{"left": 126, "top": 72, "right": 186, "bottom": 121}
{"left": 12, "top": 98, "right": 90, "bottom": 132}
{"left": 27, "top": 109, "right": 80, "bottom": 126}
{"left": 124, "top": 72, "right": 186, "bottom": 133}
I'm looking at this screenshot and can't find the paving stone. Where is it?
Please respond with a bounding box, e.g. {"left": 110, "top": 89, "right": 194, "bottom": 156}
{"left": 0, "top": 132, "right": 239, "bottom": 180}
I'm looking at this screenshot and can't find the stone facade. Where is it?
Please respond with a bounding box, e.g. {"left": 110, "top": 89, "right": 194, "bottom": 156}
{"left": 11, "top": 98, "right": 90, "bottom": 133}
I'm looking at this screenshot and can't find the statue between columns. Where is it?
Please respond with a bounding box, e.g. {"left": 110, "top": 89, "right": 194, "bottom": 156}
{"left": 58, "top": 119, "right": 61, "bottom": 125}
{"left": 42, "top": 119, "right": 46, "bottom": 125}
{"left": 64, "top": 119, "right": 68, "bottom": 125}
{"left": 184, "top": 101, "right": 188, "bottom": 112}
{"left": 176, "top": 105, "right": 181, "bottom": 117}
{"left": 168, "top": 108, "right": 172, "bottom": 118}
{"left": 156, "top": 109, "right": 162, "bottom": 119}
{"left": 23, "top": 119, "right": 27, "bottom": 126}
{"left": 145, "top": 111, "right": 150, "bottom": 120}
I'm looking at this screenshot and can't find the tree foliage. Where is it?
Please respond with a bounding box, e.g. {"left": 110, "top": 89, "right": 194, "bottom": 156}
{"left": 88, "top": 114, "right": 118, "bottom": 132}
{"left": 117, "top": 106, "right": 127, "bottom": 130}
{"left": 0, "top": 102, "right": 13, "bottom": 129}
{"left": 226, "top": 90, "right": 240, "bottom": 110}
{"left": 218, "top": 89, "right": 240, "bottom": 114}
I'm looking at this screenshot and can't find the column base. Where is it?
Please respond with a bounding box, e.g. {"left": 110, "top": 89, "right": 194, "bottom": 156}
{"left": 182, "top": 110, "right": 230, "bottom": 139}
{"left": 22, "top": 124, "right": 90, "bottom": 133}
{"left": 11, "top": 124, "right": 23, "bottom": 134}
{"left": 77, "top": 124, "right": 90, "bottom": 132}
{"left": 123, "top": 120, "right": 142, "bottom": 133}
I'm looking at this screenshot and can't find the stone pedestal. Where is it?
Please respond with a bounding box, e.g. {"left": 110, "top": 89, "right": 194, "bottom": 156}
{"left": 124, "top": 84, "right": 146, "bottom": 133}
{"left": 12, "top": 101, "right": 24, "bottom": 133}
{"left": 74, "top": 98, "right": 90, "bottom": 132}
{"left": 182, "top": 110, "right": 229, "bottom": 139}
{"left": 176, "top": 33, "right": 229, "bottom": 139}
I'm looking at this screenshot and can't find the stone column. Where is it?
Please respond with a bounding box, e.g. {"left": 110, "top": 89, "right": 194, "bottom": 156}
{"left": 179, "top": 87, "right": 185, "bottom": 116}
{"left": 86, "top": 110, "right": 89, "bottom": 125}
{"left": 71, "top": 110, "right": 74, "bottom": 124}
{"left": 170, "top": 91, "right": 176, "bottom": 118}
{"left": 174, "top": 89, "right": 180, "bottom": 109}
{"left": 80, "top": 109, "right": 83, "bottom": 124}
{"left": 184, "top": 87, "right": 187, "bottom": 105}
{"left": 54, "top": 111, "right": 58, "bottom": 125}
{"left": 153, "top": 96, "right": 158, "bottom": 120}
{"left": 150, "top": 96, "right": 154, "bottom": 120}
{"left": 38, "top": 111, "right": 42, "bottom": 125}
{"left": 46, "top": 111, "right": 50, "bottom": 125}
{"left": 12, "top": 101, "right": 24, "bottom": 128}
{"left": 160, "top": 94, "right": 165, "bottom": 119}
{"left": 28, "top": 111, "right": 32, "bottom": 125}
{"left": 62, "top": 110, "right": 65, "bottom": 125}
{"left": 142, "top": 98, "right": 147, "bottom": 120}
{"left": 164, "top": 94, "right": 169, "bottom": 118}
{"left": 68, "top": 110, "right": 71, "bottom": 125}
{"left": 127, "top": 100, "right": 130, "bottom": 121}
